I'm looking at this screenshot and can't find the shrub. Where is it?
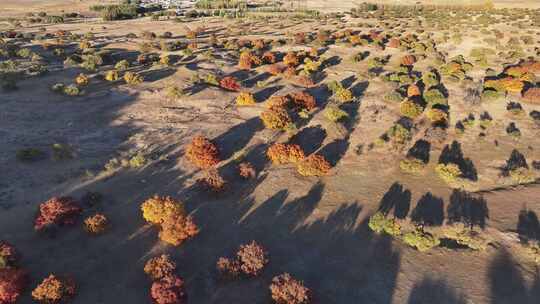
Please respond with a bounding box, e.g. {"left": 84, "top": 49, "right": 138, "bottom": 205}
{"left": 422, "top": 70, "right": 439, "bottom": 88}
{"left": 523, "top": 87, "right": 540, "bottom": 104}
{"left": 283, "top": 52, "right": 299, "bottom": 67}
{"left": 426, "top": 108, "right": 448, "bottom": 124}
{"left": 0, "top": 242, "right": 17, "bottom": 267}
{"left": 31, "top": 275, "right": 75, "bottom": 304}
{"left": 335, "top": 87, "right": 353, "bottom": 103}
{"left": 400, "top": 99, "right": 423, "bottom": 118}
{"left": 141, "top": 196, "right": 185, "bottom": 225}
{"left": 435, "top": 163, "right": 462, "bottom": 184}
{"left": 144, "top": 255, "right": 176, "bottom": 280}
{"left": 441, "top": 225, "right": 490, "bottom": 251}
{"left": 324, "top": 106, "right": 349, "bottom": 123}
{"left": 158, "top": 213, "right": 199, "bottom": 246}
{"left": 270, "top": 273, "right": 310, "bottom": 304}
{"left": 402, "top": 229, "right": 440, "bottom": 252}
{"left": 267, "top": 143, "right": 305, "bottom": 165}
{"left": 219, "top": 76, "right": 240, "bottom": 91}
{"left": 260, "top": 107, "right": 293, "bottom": 130}
{"left": 424, "top": 89, "right": 447, "bottom": 106}
{"left": 266, "top": 96, "right": 290, "bottom": 110}
{"left": 83, "top": 213, "right": 108, "bottom": 234}
{"left": 34, "top": 197, "right": 82, "bottom": 231}
{"left": 197, "top": 169, "right": 226, "bottom": 192}
{"left": 368, "top": 212, "right": 401, "bottom": 236}
{"left": 399, "top": 158, "right": 425, "bottom": 174}
{"left": 400, "top": 54, "right": 416, "bottom": 66}
{"left": 218, "top": 241, "right": 269, "bottom": 277}
{"left": 75, "top": 74, "right": 89, "bottom": 86}
{"left": 124, "top": 72, "right": 144, "bottom": 85}
{"left": 297, "top": 154, "right": 331, "bottom": 177}
{"left": 185, "top": 136, "right": 220, "bottom": 169}
{"left": 238, "top": 162, "right": 256, "bottom": 179}
{"left": 114, "top": 60, "right": 130, "bottom": 71}
{"left": 238, "top": 51, "right": 261, "bottom": 70}
{"left": 407, "top": 84, "right": 420, "bottom": 97}
{"left": 63, "top": 85, "right": 80, "bottom": 96}
{"left": 387, "top": 124, "right": 411, "bottom": 145}
{"left": 236, "top": 92, "right": 256, "bottom": 106}
{"left": 509, "top": 168, "right": 535, "bottom": 184}
{"left": 150, "top": 275, "right": 186, "bottom": 304}
{"left": 289, "top": 92, "right": 316, "bottom": 111}
{"left": 105, "top": 70, "right": 119, "bottom": 81}
{"left": 0, "top": 268, "right": 27, "bottom": 304}
{"left": 51, "top": 143, "right": 73, "bottom": 161}
{"left": 16, "top": 148, "right": 44, "bottom": 162}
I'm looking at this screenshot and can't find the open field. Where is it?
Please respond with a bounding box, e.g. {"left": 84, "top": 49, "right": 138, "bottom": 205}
{"left": 0, "top": 1, "right": 540, "bottom": 304}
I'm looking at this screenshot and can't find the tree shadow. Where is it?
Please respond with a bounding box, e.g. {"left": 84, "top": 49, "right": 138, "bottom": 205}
{"left": 407, "top": 277, "right": 468, "bottom": 304}
{"left": 253, "top": 85, "right": 284, "bottom": 102}
{"left": 213, "top": 117, "right": 264, "bottom": 160}
{"left": 407, "top": 139, "right": 431, "bottom": 164}
{"left": 411, "top": 192, "right": 444, "bottom": 227}
{"left": 517, "top": 208, "right": 540, "bottom": 243}
{"left": 439, "top": 141, "right": 478, "bottom": 181}
{"left": 447, "top": 189, "right": 489, "bottom": 229}
{"left": 488, "top": 249, "right": 539, "bottom": 304}
{"left": 318, "top": 138, "right": 349, "bottom": 166}
{"left": 289, "top": 125, "right": 327, "bottom": 155}
{"left": 378, "top": 182, "right": 411, "bottom": 220}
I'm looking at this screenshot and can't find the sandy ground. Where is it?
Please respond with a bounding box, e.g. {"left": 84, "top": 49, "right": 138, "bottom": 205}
{"left": 0, "top": 5, "right": 540, "bottom": 304}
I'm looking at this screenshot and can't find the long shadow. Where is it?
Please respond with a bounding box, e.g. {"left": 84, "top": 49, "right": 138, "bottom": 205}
{"left": 447, "top": 189, "right": 489, "bottom": 229}
{"left": 289, "top": 125, "right": 327, "bottom": 155}
{"left": 378, "top": 182, "right": 411, "bottom": 219}
{"left": 411, "top": 192, "right": 444, "bottom": 227}
{"left": 517, "top": 208, "right": 540, "bottom": 243}
{"left": 488, "top": 249, "right": 539, "bottom": 304}
{"left": 213, "top": 117, "right": 264, "bottom": 160}
{"left": 407, "top": 139, "right": 431, "bottom": 164}
{"left": 407, "top": 277, "right": 468, "bottom": 304}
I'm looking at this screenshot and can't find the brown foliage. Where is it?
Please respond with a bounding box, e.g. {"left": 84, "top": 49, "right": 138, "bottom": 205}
{"left": 185, "top": 136, "right": 220, "bottom": 169}
{"left": 238, "top": 162, "right": 256, "bottom": 179}
{"left": 267, "top": 64, "right": 285, "bottom": 76}
{"left": 150, "top": 275, "right": 186, "bottom": 304}
{"left": 289, "top": 92, "right": 316, "bottom": 111}
{"left": 297, "top": 154, "right": 331, "bottom": 177}
{"left": 216, "top": 241, "right": 268, "bottom": 277}
{"left": 407, "top": 84, "right": 421, "bottom": 97}
{"left": 270, "top": 273, "right": 310, "bottom": 304}
{"left": 32, "top": 275, "right": 75, "bottom": 304}
{"left": 0, "top": 268, "right": 27, "bottom": 304}
{"left": 523, "top": 87, "right": 540, "bottom": 104}
{"left": 83, "top": 213, "right": 108, "bottom": 234}
{"left": 267, "top": 143, "right": 305, "bottom": 165}
{"left": 197, "top": 169, "right": 226, "bottom": 192}
{"left": 401, "top": 55, "right": 416, "bottom": 66}
{"left": 144, "top": 255, "right": 177, "bottom": 280}
{"left": 34, "top": 197, "right": 82, "bottom": 231}
{"left": 262, "top": 52, "right": 277, "bottom": 64}
{"left": 0, "top": 242, "right": 17, "bottom": 266}
{"left": 283, "top": 52, "right": 299, "bottom": 67}
{"left": 159, "top": 213, "right": 199, "bottom": 246}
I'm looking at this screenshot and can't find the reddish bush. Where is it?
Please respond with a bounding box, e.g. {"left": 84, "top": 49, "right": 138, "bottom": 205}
{"left": 0, "top": 268, "right": 27, "bottom": 304}
{"left": 297, "top": 154, "right": 331, "bottom": 177}
{"left": 237, "top": 241, "right": 269, "bottom": 276}
{"left": 150, "top": 275, "right": 186, "bottom": 304}
{"left": 238, "top": 51, "right": 261, "bottom": 70}
{"left": 238, "top": 162, "right": 256, "bottom": 179}
{"left": 295, "top": 75, "right": 315, "bottom": 88}
{"left": 159, "top": 213, "right": 199, "bottom": 246}
{"left": 185, "top": 136, "right": 220, "bottom": 169}
{"left": 34, "top": 197, "right": 82, "bottom": 231}
{"left": 267, "top": 143, "right": 305, "bottom": 165}
{"left": 407, "top": 84, "right": 421, "bottom": 97}
{"left": 523, "top": 87, "right": 540, "bottom": 104}
{"left": 270, "top": 273, "right": 310, "bottom": 304}
{"left": 144, "top": 255, "right": 177, "bottom": 280}
{"left": 83, "top": 213, "right": 108, "bottom": 234}
{"left": 262, "top": 52, "right": 277, "bottom": 64}
{"left": 266, "top": 96, "right": 290, "bottom": 110}
{"left": 387, "top": 38, "right": 400, "bottom": 48}
{"left": 219, "top": 76, "right": 241, "bottom": 92}
{"left": 31, "top": 274, "right": 75, "bottom": 304}
{"left": 401, "top": 55, "right": 416, "bottom": 66}
{"left": 289, "top": 92, "right": 316, "bottom": 111}
{"left": 283, "top": 52, "right": 299, "bottom": 67}
{"left": 216, "top": 241, "right": 268, "bottom": 278}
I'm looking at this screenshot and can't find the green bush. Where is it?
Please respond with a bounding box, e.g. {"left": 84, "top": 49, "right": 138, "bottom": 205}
{"left": 435, "top": 163, "right": 462, "bottom": 184}
{"left": 368, "top": 212, "right": 401, "bottom": 237}
{"left": 403, "top": 229, "right": 440, "bottom": 252}
{"left": 400, "top": 158, "right": 425, "bottom": 174}
{"left": 400, "top": 99, "right": 423, "bottom": 119}
{"left": 101, "top": 4, "right": 139, "bottom": 21}
{"left": 16, "top": 148, "right": 45, "bottom": 162}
